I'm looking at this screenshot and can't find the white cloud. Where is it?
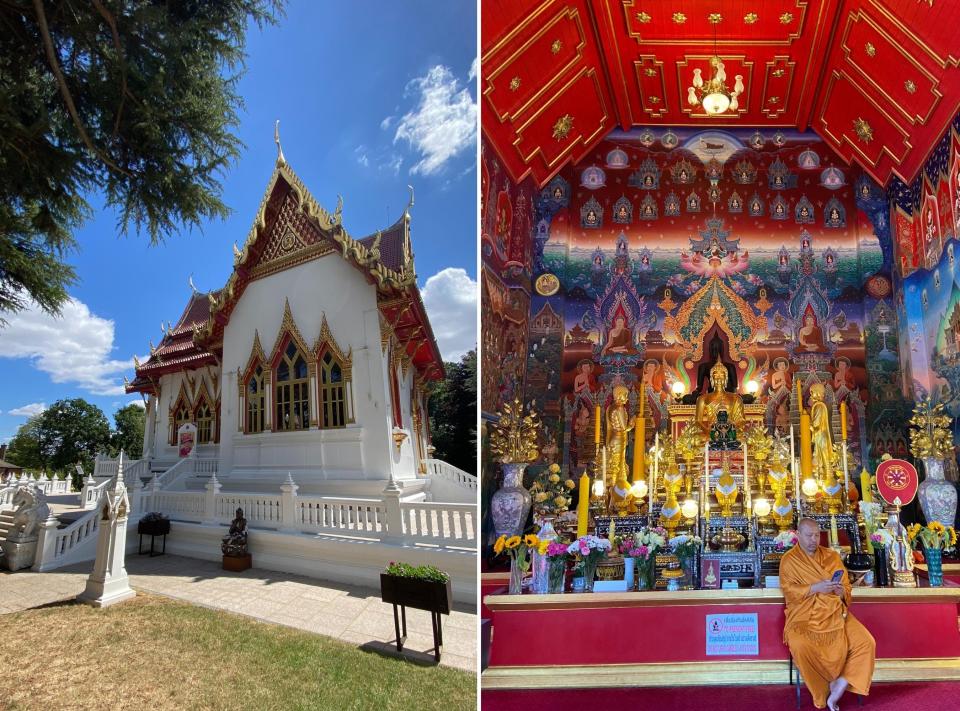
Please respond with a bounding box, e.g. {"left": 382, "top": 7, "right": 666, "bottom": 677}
{"left": 0, "top": 297, "right": 133, "bottom": 396}
{"left": 380, "top": 116, "right": 394, "bottom": 131}
{"left": 394, "top": 65, "right": 477, "bottom": 176}
{"left": 383, "top": 153, "right": 403, "bottom": 176}
{"left": 354, "top": 145, "right": 370, "bottom": 168}
{"left": 421, "top": 268, "right": 477, "bottom": 362}
{"left": 127, "top": 399, "right": 146, "bottom": 409}
{"left": 8, "top": 402, "right": 46, "bottom": 417}
{"left": 468, "top": 57, "right": 478, "bottom": 82}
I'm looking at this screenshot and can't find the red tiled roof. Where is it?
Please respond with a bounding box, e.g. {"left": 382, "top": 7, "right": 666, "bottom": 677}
{"left": 357, "top": 216, "right": 406, "bottom": 273}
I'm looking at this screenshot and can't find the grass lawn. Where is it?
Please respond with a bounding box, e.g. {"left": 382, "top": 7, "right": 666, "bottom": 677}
{"left": 0, "top": 593, "right": 475, "bottom": 711}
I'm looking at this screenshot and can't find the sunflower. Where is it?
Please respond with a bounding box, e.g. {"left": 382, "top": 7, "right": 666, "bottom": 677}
{"left": 537, "top": 540, "right": 550, "bottom": 555}
{"left": 494, "top": 535, "right": 507, "bottom": 554}
{"left": 524, "top": 534, "right": 539, "bottom": 548}
{"left": 505, "top": 535, "right": 521, "bottom": 549}
{"left": 950, "top": 526, "right": 958, "bottom": 547}
{"left": 930, "top": 521, "right": 946, "bottom": 534}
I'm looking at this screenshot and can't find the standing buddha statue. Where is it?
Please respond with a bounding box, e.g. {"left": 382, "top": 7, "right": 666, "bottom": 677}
{"left": 809, "top": 383, "right": 835, "bottom": 483}
{"left": 605, "top": 385, "right": 635, "bottom": 487}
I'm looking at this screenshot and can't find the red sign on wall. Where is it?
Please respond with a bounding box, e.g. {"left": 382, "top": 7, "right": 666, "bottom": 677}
{"left": 875, "top": 459, "right": 919, "bottom": 506}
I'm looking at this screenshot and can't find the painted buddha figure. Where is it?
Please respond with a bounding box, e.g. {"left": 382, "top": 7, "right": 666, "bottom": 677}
{"left": 695, "top": 358, "right": 745, "bottom": 439}
{"left": 798, "top": 307, "right": 826, "bottom": 352}
{"left": 602, "top": 315, "right": 635, "bottom": 355}
{"left": 605, "top": 385, "right": 635, "bottom": 485}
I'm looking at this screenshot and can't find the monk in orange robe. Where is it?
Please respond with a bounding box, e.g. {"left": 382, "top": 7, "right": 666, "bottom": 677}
{"left": 780, "top": 518, "right": 876, "bottom": 710}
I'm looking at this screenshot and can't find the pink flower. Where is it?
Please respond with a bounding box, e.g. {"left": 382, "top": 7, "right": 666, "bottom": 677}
{"left": 637, "top": 544, "right": 649, "bottom": 558}
{"left": 580, "top": 543, "right": 590, "bottom": 556}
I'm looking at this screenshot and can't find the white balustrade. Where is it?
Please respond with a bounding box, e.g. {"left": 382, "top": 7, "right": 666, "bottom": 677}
{"left": 399, "top": 501, "right": 477, "bottom": 546}
{"left": 426, "top": 459, "right": 477, "bottom": 491}
{"left": 151, "top": 491, "right": 206, "bottom": 519}
{"left": 295, "top": 497, "right": 386, "bottom": 535}
{"left": 216, "top": 494, "right": 282, "bottom": 526}
{"left": 194, "top": 459, "right": 219, "bottom": 477}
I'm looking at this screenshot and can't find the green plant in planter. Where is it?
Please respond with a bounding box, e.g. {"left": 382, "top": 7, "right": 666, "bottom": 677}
{"left": 383, "top": 561, "right": 450, "bottom": 584}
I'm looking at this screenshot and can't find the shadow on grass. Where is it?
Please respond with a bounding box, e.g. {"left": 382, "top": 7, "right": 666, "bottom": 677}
{"left": 358, "top": 640, "right": 440, "bottom": 667}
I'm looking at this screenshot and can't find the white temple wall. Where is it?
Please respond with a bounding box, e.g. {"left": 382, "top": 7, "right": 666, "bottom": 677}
{"left": 219, "top": 253, "right": 398, "bottom": 482}
{"left": 149, "top": 366, "right": 222, "bottom": 461}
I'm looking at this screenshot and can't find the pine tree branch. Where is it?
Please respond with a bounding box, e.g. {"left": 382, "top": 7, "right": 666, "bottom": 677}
{"left": 31, "top": 0, "right": 131, "bottom": 176}
{"left": 89, "top": 0, "right": 128, "bottom": 137}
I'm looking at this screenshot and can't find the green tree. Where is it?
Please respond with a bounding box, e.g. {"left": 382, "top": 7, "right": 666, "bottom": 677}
{"left": 0, "top": 0, "right": 283, "bottom": 320}
{"left": 428, "top": 350, "right": 477, "bottom": 474}
{"left": 111, "top": 403, "right": 145, "bottom": 458}
{"left": 35, "top": 399, "right": 110, "bottom": 481}
{"left": 5, "top": 413, "right": 45, "bottom": 470}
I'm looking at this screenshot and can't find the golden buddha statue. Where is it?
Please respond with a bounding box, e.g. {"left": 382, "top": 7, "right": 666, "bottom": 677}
{"left": 695, "top": 357, "right": 745, "bottom": 438}
{"left": 714, "top": 453, "right": 739, "bottom": 518}
{"left": 809, "top": 383, "right": 836, "bottom": 482}
{"left": 605, "top": 385, "right": 635, "bottom": 486}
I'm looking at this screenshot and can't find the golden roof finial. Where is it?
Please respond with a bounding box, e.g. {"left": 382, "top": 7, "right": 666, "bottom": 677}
{"left": 274, "top": 119, "right": 286, "bottom": 165}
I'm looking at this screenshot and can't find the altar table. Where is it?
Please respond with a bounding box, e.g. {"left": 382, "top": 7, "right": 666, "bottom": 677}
{"left": 482, "top": 585, "right": 960, "bottom": 689}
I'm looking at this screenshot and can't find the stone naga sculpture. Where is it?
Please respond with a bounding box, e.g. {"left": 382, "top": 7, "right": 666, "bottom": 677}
{"left": 9, "top": 486, "right": 50, "bottom": 541}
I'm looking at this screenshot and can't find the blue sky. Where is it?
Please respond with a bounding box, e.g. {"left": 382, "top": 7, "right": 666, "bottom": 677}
{"left": 0, "top": 1, "right": 478, "bottom": 443}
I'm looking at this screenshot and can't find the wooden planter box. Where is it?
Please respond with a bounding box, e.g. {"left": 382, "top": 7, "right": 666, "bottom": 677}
{"left": 380, "top": 573, "right": 453, "bottom": 615}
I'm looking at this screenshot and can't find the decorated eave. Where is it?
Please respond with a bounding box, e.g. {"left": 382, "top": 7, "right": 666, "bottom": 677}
{"left": 126, "top": 291, "right": 218, "bottom": 394}
{"left": 144, "top": 154, "right": 443, "bottom": 384}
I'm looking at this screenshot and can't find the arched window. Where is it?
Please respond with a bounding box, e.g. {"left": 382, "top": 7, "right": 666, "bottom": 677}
{"left": 319, "top": 352, "right": 346, "bottom": 428}
{"left": 196, "top": 400, "right": 213, "bottom": 444}
{"left": 246, "top": 365, "right": 265, "bottom": 433}
{"left": 389, "top": 359, "right": 403, "bottom": 428}
{"left": 171, "top": 402, "right": 191, "bottom": 445}
{"left": 275, "top": 340, "right": 309, "bottom": 431}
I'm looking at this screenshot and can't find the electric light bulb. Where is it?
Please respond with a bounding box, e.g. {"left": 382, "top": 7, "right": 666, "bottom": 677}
{"left": 672, "top": 381, "right": 686, "bottom": 397}
{"left": 746, "top": 380, "right": 759, "bottom": 395}
{"left": 592, "top": 480, "right": 605, "bottom": 497}
{"left": 753, "top": 498, "right": 772, "bottom": 518}
{"left": 631, "top": 480, "right": 648, "bottom": 499}
{"left": 681, "top": 498, "right": 699, "bottom": 520}
{"left": 801, "top": 477, "right": 820, "bottom": 497}
{"left": 702, "top": 92, "right": 730, "bottom": 114}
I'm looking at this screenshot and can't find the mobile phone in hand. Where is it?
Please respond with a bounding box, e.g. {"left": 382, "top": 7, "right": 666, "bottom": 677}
{"left": 831, "top": 570, "right": 843, "bottom": 583}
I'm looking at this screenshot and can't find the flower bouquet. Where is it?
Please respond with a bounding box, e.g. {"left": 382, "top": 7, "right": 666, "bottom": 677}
{"left": 773, "top": 530, "right": 798, "bottom": 552}
{"left": 860, "top": 501, "right": 883, "bottom": 553}
{"left": 544, "top": 541, "right": 570, "bottom": 593}
{"left": 495, "top": 533, "right": 540, "bottom": 594}
{"left": 669, "top": 534, "right": 702, "bottom": 587}
{"left": 566, "top": 535, "right": 612, "bottom": 592}
{"left": 529, "top": 463, "right": 576, "bottom": 518}
{"left": 621, "top": 526, "right": 667, "bottom": 590}
{"left": 907, "top": 521, "right": 957, "bottom": 587}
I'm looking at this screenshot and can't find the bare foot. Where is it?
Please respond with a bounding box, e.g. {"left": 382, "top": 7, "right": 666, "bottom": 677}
{"left": 827, "top": 676, "right": 849, "bottom": 711}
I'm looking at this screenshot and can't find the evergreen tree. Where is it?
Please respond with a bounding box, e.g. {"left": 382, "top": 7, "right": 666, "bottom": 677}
{"left": 35, "top": 398, "right": 110, "bottom": 479}
{"left": 5, "top": 414, "right": 45, "bottom": 470}
{"left": 428, "top": 350, "right": 477, "bottom": 474}
{"left": 0, "top": 0, "right": 283, "bottom": 321}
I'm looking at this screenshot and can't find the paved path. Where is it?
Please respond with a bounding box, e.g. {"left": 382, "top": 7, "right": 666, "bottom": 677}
{"left": 0, "top": 554, "right": 476, "bottom": 672}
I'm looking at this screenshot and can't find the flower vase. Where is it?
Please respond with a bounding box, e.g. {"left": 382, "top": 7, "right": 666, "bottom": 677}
{"left": 548, "top": 558, "right": 567, "bottom": 593}
{"left": 582, "top": 556, "right": 600, "bottom": 592}
{"left": 530, "top": 518, "right": 557, "bottom": 594}
{"left": 919, "top": 457, "right": 958, "bottom": 529}
{"left": 925, "top": 547, "right": 944, "bottom": 587}
{"left": 508, "top": 558, "right": 524, "bottom": 595}
{"left": 636, "top": 558, "right": 653, "bottom": 591}
{"left": 491, "top": 462, "right": 532, "bottom": 539}
{"left": 624, "top": 557, "right": 636, "bottom": 591}
{"left": 874, "top": 547, "right": 890, "bottom": 588}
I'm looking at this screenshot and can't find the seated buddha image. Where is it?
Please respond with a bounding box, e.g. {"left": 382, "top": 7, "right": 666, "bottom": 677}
{"left": 616, "top": 205, "right": 629, "bottom": 221}
{"left": 601, "top": 315, "right": 636, "bottom": 356}
{"left": 695, "top": 358, "right": 745, "bottom": 439}
{"left": 585, "top": 209, "right": 598, "bottom": 226}
{"left": 797, "top": 307, "right": 826, "bottom": 352}
{"left": 774, "top": 202, "right": 785, "bottom": 217}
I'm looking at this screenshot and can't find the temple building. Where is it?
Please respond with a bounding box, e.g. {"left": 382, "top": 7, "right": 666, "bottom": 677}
{"left": 480, "top": 1, "right": 960, "bottom": 705}
{"left": 127, "top": 156, "right": 442, "bottom": 495}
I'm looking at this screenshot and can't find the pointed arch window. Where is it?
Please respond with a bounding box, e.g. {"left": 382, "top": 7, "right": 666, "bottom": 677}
{"left": 196, "top": 400, "right": 213, "bottom": 444}
{"left": 275, "top": 340, "right": 310, "bottom": 431}
{"left": 246, "top": 364, "right": 265, "bottom": 433}
{"left": 319, "top": 352, "right": 347, "bottom": 428}
{"left": 169, "top": 386, "right": 192, "bottom": 445}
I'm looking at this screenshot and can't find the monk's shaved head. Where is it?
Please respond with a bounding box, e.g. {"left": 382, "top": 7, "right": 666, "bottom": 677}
{"left": 797, "top": 517, "right": 821, "bottom": 554}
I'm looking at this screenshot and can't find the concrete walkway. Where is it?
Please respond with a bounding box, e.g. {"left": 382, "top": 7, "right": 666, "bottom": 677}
{"left": 0, "top": 554, "right": 476, "bottom": 672}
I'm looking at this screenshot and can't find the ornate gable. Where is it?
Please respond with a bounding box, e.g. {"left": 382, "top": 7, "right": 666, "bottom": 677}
{"left": 268, "top": 299, "right": 314, "bottom": 367}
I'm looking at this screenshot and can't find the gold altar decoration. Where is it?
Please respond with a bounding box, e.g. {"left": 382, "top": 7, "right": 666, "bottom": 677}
{"left": 712, "top": 526, "right": 745, "bottom": 552}
{"left": 659, "top": 461, "right": 684, "bottom": 535}
{"left": 530, "top": 463, "right": 575, "bottom": 517}
{"left": 609, "top": 477, "right": 640, "bottom": 517}
{"left": 742, "top": 424, "right": 773, "bottom": 495}
{"left": 768, "top": 452, "right": 795, "bottom": 531}
{"left": 909, "top": 398, "right": 953, "bottom": 459}
{"left": 489, "top": 397, "right": 541, "bottom": 463}
{"left": 714, "top": 454, "right": 739, "bottom": 518}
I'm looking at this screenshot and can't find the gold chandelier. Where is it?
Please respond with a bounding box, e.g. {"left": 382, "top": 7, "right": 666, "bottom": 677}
{"left": 686, "top": 27, "right": 744, "bottom": 115}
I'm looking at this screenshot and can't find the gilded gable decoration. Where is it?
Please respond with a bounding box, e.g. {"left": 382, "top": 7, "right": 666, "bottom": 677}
{"left": 243, "top": 330, "right": 268, "bottom": 377}
{"left": 268, "top": 299, "right": 315, "bottom": 366}
{"left": 670, "top": 159, "right": 696, "bottom": 184}
{"left": 314, "top": 314, "right": 353, "bottom": 380}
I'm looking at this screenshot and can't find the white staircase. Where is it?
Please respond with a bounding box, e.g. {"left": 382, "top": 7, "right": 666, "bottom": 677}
{"left": 423, "top": 459, "right": 476, "bottom": 503}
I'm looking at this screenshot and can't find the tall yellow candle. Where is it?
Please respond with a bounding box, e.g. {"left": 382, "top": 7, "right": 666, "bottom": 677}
{"left": 632, "top": 396, "right": 645, "bottom": 482}
{"left": 577, "top": 472, "right": 590, "bottom": 538}
{"left": 594, "top": 405, "right": 601, "bottom": 445}
{"left": 860, "top": 468, "right": 872, "bottom": 504}
{"left": 840, "top": 400, "right": 848, "bottom": 441}
{"left": 799, "top": 410, "right": 813, "bottom": 477}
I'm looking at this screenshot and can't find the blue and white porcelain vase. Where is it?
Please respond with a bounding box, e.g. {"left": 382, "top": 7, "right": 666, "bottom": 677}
{"left": 919, "top": 457, "right": 957, "bottom": 529}
{"left": 491, "top": 463, "right": 531, "bottom": 539}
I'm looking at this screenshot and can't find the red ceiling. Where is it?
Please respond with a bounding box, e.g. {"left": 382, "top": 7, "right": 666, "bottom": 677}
{"left": 481, "top": 0, "right": 960, "bottom": 188}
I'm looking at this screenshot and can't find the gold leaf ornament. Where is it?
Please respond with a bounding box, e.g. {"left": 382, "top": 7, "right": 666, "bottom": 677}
{"left": 489, "top": 398, "right": 542, "bottom": 463}
{"left": 909, "top": 398, "right": 954, "bottom": 459}
{"left": 552, "top": 114, "right": 574, "bottom": 140}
